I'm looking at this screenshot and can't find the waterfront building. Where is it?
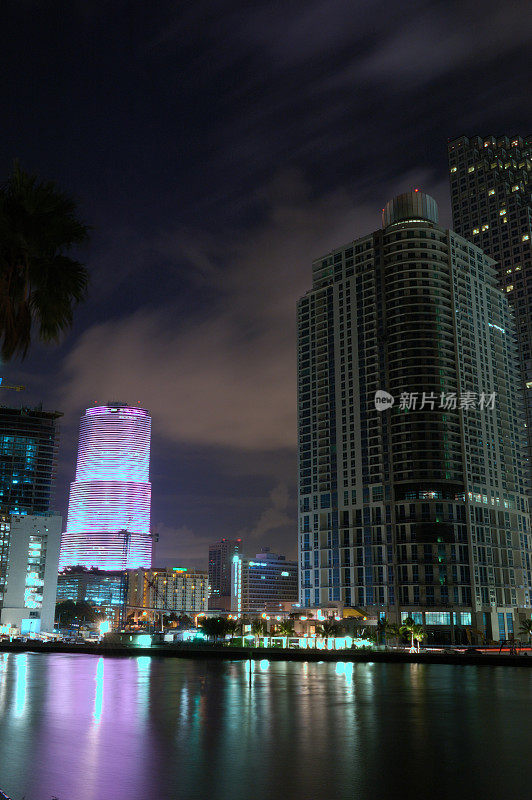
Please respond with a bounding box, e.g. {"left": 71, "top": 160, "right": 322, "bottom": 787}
{"left": 208, "top": 537, "right": 243, "bottom": 610}
{"left": 0, "top": 514, "right": 62, "bottom": 634}
{"left": 297, "top": 190, "right": 531, "bottom": 642}
{"left": 127, "top": 567, "right": 209, "bottom": 617}
{"left": 59, "top": 403, "right": 153, "bottom": 571}
{"left": 56, "top": 566, "right": 126, "bottom": 625}
{"left": 448, "top": 135, "right": 532, "bottom": 479}
{"left": 231, "top": 548, "right": 298, "bottom": 614}
{"left": 0, "top": 406, "right": 62, "bottom": 634}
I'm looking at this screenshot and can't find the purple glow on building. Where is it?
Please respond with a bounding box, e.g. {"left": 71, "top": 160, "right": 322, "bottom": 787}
{"left": 59, "top": 404, "right": 152, "bottom": 570}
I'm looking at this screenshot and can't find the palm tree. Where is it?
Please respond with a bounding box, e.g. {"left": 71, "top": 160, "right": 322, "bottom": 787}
{"left": 198, "top": 616, "right": 227, "bottom": 643}
{"left": 317, "top": 619, "right": 340, "bottom": 639}
{"left": 225, "top": 618, "right": 239, "bottom": 644}
{"left": 519, "top": 618, "right": 532, "bottom": 649}
{"left": 412, "top": 624, "right": 424, "bottom": 653}
{"left": 276, "top": 619, "right": 295, "bottom": 637}
{"left": 385, "top": 621, "right": 400, "bottom": 647}
{"left": 0, "top": 161, "right": 90, "bottom": 361}
{"left": 400, "top": 616, "right": 419, "bottom": 650}
{"left": 251, "top": 618, "right": 266, "bottom": 646}
{"left": 376, "top": 617, "right": 388, "bottom": 646}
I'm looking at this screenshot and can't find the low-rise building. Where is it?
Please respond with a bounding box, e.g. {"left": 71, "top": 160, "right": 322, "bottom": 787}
{"left": 127, "top": 567, "right": 209, "bottom": 617}
{"left": 56, "top": 566, "right": 126, "bottom": 625}
{"left": 231, "top": 549, "right": 298, "bottom": 613}
{"left": 0, "top": 513, "right": 62, "bottom": 634}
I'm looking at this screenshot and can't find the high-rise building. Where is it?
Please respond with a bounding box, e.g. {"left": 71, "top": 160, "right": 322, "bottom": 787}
{"left": 208, "top": 537, "right": 243, "bottom": 610}
{"left": 448, "top": 135, "right": 532, "bottom": 478}
{"left": 0, "top": 406, "right": 62, "bottom": 634}
{"left": 297, "top": 190, "right": 531, "bottom": 642}
{"left": 231, "top": 548, "right": 298, "bottom": 614}
{"left": 59, "top": 403, "right": 152, "bottom": 571}
{"left": 0, "top": 406, "right": 61, "bottom": 515}
{"left": 127, "top": 567, "right": 209, "bottom": 616}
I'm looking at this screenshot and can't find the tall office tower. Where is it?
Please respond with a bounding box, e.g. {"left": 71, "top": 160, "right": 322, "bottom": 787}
{"left": 0, "top": 406, "right": 62, "bottom": 634}
{"left": 59, "top": 403, "right": 152, "bottom": 571}
{"left": 208, "top": 537, "right": 243, "bottom": 610}
{"left": 448, "top": 136, "right": 532, "bottom": 477}
{"left": 297, "top": 190, "right": 531, "bottom": 643}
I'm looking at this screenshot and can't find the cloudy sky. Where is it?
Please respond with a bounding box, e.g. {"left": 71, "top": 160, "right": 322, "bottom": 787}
{"left": 2, "top": 0, "right": 530, "bottom": 567}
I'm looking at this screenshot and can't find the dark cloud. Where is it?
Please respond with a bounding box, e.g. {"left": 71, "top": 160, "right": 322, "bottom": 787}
{"left": 2, "top": 0, "right": 529, "bottom": 567}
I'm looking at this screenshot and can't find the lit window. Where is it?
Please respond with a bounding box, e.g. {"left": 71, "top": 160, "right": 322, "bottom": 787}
{"left": 506, "top": 269, "right": 512, "bottom": 274}
{"left": 512, "top": 185, "right": 519, "bottom": 192}
{"left": 503, "top": 217, "right": 507, "bottom": 223}
{"left": 468, "top": 166, "right": 475, "bottom": 173}
{"left": 450, "top": 166, "right": 457, "bottom": 173}
{"left": 484, "top": 142, "right": 490, "bottom": 148}
{"left": 488, "top": 188, "right": 495, "bottom": 196}
{"left": 499, "top": 209, "right": 506, "bottom": 216}
{"left": 515, "top": 265, "right": 521, "bottom": 271}
{"left": 472, "top": 228, "right": 480, "bottom": 235}
{"left": 481, "top": 223, "right": 489, "bottom": 231}
{"left": 523, "top": 234, "right": 530, "bottom": 242}
{"left": 506, "top": 285, "right": 514, "bottom": 292}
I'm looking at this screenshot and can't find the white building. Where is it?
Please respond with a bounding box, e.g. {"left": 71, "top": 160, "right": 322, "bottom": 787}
{"left": 0, "top": 514, "right": 62, "bottom": 634}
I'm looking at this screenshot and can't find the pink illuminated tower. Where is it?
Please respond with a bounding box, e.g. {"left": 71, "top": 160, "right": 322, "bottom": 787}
{"left": 59, "top": 403, "right": 153, "bottom": 570}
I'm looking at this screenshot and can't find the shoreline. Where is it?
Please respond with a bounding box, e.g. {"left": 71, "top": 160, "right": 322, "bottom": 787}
{"left": 1, "top": 641, "right": 531, "bottom": 666}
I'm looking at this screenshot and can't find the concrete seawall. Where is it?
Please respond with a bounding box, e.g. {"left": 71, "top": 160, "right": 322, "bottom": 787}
{"left": 1, "top": 641, "right": 531, "bottom": 667}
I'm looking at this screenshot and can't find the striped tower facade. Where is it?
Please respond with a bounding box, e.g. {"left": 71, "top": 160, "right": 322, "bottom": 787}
{"left": 59, "top": 404, "right": 152, "bottom": 570}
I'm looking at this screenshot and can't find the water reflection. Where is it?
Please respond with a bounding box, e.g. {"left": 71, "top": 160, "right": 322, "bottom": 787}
{"left": 14, "top": 652, "right": 27, "bottom": 718}
{"left": 93, "top": 657, "right": 104, "bottom": 721}
{"left": 0, "top": 654, "right": 531, "bottom": 800}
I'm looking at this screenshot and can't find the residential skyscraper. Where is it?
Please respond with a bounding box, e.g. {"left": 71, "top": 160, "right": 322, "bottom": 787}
{"left": 59, "top": 403, "right": 152, "bottom": 571}
{"left": 297, "top": 190, "right": 531, "bottom": 642}
{"left": 448, "top": 135, "right": 532, "bottom": 477}
{"left": 208, "top": 537, "right": 243, "bottom": 610}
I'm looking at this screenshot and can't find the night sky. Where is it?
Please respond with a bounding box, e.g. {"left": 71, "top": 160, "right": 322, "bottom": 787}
{"left": 2, "top": 0, "right": 530, "bottom": 569}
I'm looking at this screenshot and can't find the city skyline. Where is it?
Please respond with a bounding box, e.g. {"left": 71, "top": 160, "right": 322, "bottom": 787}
{"left": 2, "top": 1, "right": 529, "bottom": 569}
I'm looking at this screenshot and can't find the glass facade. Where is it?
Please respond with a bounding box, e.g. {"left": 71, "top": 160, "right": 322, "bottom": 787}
{"left": 0, "top": 407, "right": 61, "bottom": 515}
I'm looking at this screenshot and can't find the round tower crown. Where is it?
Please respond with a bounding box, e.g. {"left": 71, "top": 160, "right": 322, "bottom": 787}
{"left": 382, "top": 190, "right": 439, "bottom": 227}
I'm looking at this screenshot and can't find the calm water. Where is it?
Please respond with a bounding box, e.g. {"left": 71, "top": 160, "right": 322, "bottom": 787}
{"left": 0, "top": 653, "right": 530, "bottom": 800}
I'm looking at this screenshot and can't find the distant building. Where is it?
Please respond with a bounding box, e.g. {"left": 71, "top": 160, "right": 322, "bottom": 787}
{"left": 231, "top": 549, "right": 298, "bottom": 613}
{"left": 0, "top": 405, "right": 62, "bottom": 634}
{"left": 0, "top": 514, "right": 62, "bottom": 634}
{"left": 56, "top": 566, "right": 126, "bottom": 625}
{"left": 127, "top": 567, "right": 209, "bottom": 617}
{"left": 208, "top": 537, "right": 243, "bottom": 610}
{"left": 59, "top": 403, "right": 153, "bottom": 570}
{"left": 448, "top": 136, "right": 532, "bottom": 479}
